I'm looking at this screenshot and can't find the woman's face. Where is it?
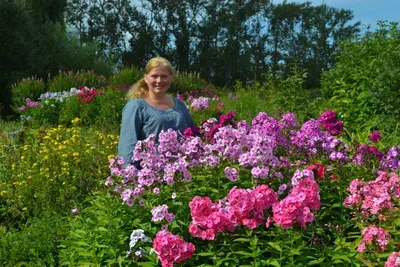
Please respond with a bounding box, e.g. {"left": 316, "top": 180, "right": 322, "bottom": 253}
{"left": 144, "top": 66, "right": 172, "bottom": 97}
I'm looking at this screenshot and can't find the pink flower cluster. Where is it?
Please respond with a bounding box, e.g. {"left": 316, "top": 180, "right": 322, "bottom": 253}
{"left": 107, "top": 110, "right": 350, "bottom": 207}
{"left": 153, "top": 230, "right": 195, "bottom": 267}
{"left": 189, "top": 184, "right": 278, "bottom": 240}
{"left": 151, "top": 205, "right": 175, "bottom": 223}
{"left": 190, "top": 97, "right": 210, "bottom": 110}
{"left": 344, "top": 172, "right": 400, "bottom": 217}
{"left": 202, "top": 111, "right": 236, "bottom": 142}
{"left": 18, "top": 98, "right": 40, "bottom": 111}
{"left": 272, "top": 178, "right": 321, "bottom": 229}
{"left": 369, "top": 131, "right": 382, "bottom": 143}
{"left": 177, "top": 87, "right": 216, "bottom": 102}
{"left": 317, "top": 110, "right": 344, "bottom": 136}
{"left": 385, "top": 251, "right": 400, "bottom": 267}
{"left": 352, "top": 144, "right": 384, "bottom": 167}
{"left": 357, "top": 225, "right": 390, "bottom": 252}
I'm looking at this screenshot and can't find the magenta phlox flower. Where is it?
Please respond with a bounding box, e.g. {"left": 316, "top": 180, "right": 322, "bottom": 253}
{"left": 385, "top": 251, "right": 400, "bottom": 267}
{"left": 369, "top": 131, "right": 381, "bottom": 143}
{"left": 357, "top": 225, "right": 390, "bottom": 252}
{"left": 353, "top": 144, "right": 384, "bottom": 167}
{"left": 153, "top": 231, "right": 195, "bottom": 267}
{"left": 183, "top": 125, "right": 201, "bottom": 138}
{"left": 250, "top": 112, "right": 286, "bottom": 146}
{"left": 318, "top": 110, "right": 344, "bottom": 136}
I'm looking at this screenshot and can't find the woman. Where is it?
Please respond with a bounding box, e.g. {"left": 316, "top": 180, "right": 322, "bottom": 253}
{"left": 118, "top": 57, "right": 194, "bottom": 164}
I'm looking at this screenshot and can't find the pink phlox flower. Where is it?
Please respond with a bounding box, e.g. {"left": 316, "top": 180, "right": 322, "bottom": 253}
{"left": 344, "top": 172, "right": 400, "bottom": 216}
{"left": 272, "top": 178, "right": 320, "bottom": 229}
{"left": 153, "top": 231, "right": 195, "bottom": 267}
{"left": 357, "top": 225, "right": 390, "bottom": 252}
{"left": 191, "top": 97, "right": 210, "bottom": 110}
{"left": 279, "top": 112, "right": 299, "bottom": 130}
{"left": 385, "top": 251, "right": 400, "bottom": 267}
{"left": 369, "top": 131, "right": 381, "bottom": 143}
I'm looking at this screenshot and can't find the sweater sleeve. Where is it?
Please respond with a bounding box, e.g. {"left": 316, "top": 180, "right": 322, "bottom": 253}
{"left": 177, "top": 98, "right": 195, "bottom": 127}
{"left": 118, "top": 100, "right": 143, "bottom": 164}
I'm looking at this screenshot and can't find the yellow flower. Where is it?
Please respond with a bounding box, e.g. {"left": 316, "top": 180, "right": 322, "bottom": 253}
{"left": 71, "top": 117, "right": 81, "bottom": 125}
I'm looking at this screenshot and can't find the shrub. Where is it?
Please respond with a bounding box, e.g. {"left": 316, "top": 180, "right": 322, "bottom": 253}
{"left": 0, "top": 124, "right": 118, "bottom": 220}
{"left": 321, "top": 21, "right": 400, "bottom": 133}
{"left": 11, "top": 77, "right": 45, "bottom": 112}
{"left": 47, "top": 70, "right": 107, "bottom": 93}
{"left": 108, "top": 66, "right": 142, "bottom": 89}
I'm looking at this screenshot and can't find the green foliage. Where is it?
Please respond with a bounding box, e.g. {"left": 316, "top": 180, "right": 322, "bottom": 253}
{"left": 171, "top": 71, "right": 212, "bottom": 95}
{"left": 108, "top": 66, "right": 142, "bottom": 89}
{"left": 0, "top": 213, "right": 61, "bottom": 267}
{"left": 224, "top": 69, "right": 325, "bottom": 124}
{"left": 48, "top": 70, "right": 107, "bottom": 92}
{"left": 11, "top": 77, "right": 45, "bottom": 112}
{"left": 322, "top": 21, "right": 400, "bottom": 133}
{"left": 59, "top": 191, "right": 138, "bottom": 266}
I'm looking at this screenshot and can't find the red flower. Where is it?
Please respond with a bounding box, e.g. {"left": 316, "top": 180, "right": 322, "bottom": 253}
{"left": 307, "top": 162, "right": 325, "bottom": 179}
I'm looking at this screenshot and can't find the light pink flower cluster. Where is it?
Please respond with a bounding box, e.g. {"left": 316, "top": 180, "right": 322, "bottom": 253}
{"left": 153, "top": 230, "right": 195, "bottom": 267}
{"left": 357, "top": 225, "right": 390, "bottom": 252}
{"left": 18, "top": 98, "right": 40, "bottom": 111}
{"left": 188, "top": 184, "right": 278, "bottom": 240}
{"left": 224, "top": 167, "right": 238, "bottom": 181}
{"left": 344, "top": 172, "right": 400, "bottom": 217}
{"left": 190, "top": 97, "right": 210, "bottom": 110}
{"left": 271, "top": 178, "right": 321, "bottom": 229}
{"left": 151, "top": 205, "right": 175, "bottom": 223}
{"left": 385, "top": 251, "right": 400, "bottom": 267}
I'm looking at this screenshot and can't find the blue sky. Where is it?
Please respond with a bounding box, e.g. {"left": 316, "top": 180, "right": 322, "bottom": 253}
{"left": 272, "top": 0, "right": 399, "bottom": 31}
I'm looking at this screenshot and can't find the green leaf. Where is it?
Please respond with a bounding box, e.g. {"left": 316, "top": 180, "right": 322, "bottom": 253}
{"left": 197, "top": 252, "right": 215, "bottom": 256}
{"left": 137, "top": 262, "right": 157, "bottom": 267}
{"left": 233, "top": 238, "right": 250, "bottom": 242}
{"left": 73, "top": 241, "right": 90, "bottom": 247}
{"left": 233, "top": 251, "right": 253, "bottom": 257}
{"left": 265, "top": 258, "right": 280, "bottom": 267}
{"left": 267, "top": 242, "right": 282, "bottom": 252}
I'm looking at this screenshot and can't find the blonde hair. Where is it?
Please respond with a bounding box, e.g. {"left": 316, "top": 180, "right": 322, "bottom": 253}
{"left": 126, "top": 57, "right": 174, "bottom": 100}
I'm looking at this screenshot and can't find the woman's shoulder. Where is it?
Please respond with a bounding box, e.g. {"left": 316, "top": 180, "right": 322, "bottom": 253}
{"left": 123, "top": 98, "right": 146, "bottom": 113}
{"left": 125, "top": 98, "right": 145, "bottom": 108}
{"left": 173, "top": 96, "right": 187, "bottom": 108}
